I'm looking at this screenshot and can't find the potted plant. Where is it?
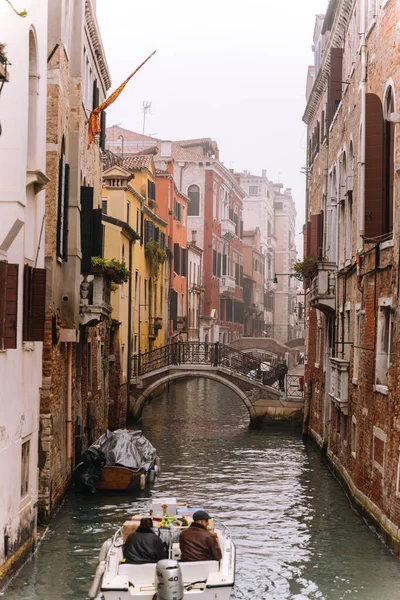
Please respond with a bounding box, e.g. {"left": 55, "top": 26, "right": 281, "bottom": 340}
{"left": 292, "top": 256, "right": 317, "bottom": 280}
{"left": 145, "top": 240, "right": 167, "bottom": 277}
{"left": 91, "top": 257, "right": 129, "bottom": 284}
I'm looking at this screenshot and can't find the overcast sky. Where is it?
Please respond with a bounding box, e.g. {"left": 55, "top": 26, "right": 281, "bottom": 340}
{"left": 97, "top": 0, "right": 327, "bottom": 252}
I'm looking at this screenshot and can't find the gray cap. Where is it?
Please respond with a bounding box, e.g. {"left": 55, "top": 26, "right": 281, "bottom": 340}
{"left": 192, "top": 510, "right": 212, "bottom": 521}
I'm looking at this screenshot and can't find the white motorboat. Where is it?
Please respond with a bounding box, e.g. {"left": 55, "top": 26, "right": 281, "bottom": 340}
{"left": 89, "top": 499, "right": 235, "bottom": 599}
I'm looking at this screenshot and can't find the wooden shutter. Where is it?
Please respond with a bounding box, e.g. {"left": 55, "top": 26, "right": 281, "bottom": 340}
{"left": 328, "top": 48, "right": 343, "bottom": 122}
{"left": 4, "top": 263, "right": 18, "bottom": 349}
{"left": 92, "top": 208, "right": 103, "bottom": 258}
{"left": 0, "top": 261, "right": 7, "bottom": 349}
{"left": 310, "top": 213, "right": 321, "bottom": 259}
{"left": 174, "top": 243, "right": 181, "bottom": 275}
{"left": 212, "top": 250, "right": 217, "bottom": 276}
{"left": 240, "top": 264, "right": 243, "bottom": 287}
{"left": 182, "top": 248, "right": 188, "bottom": 277}
{"left": 23, "top": 265, "right": 46, "bottom": 342}
{"left": 62, "top": 163, "right": 70, "bottom": 260}
{"left": 306, "top": 220, "right": 312, "bottom": 257}
{"left": 139, "top": 212, "right": 144, "bottom": 246}
{"left": 100, "top": 111, "right": 106, "bottom": 152}
{"left": 170, "top": 289, "right": 178, "bottom": 329}
{"left": 57, "top": 155, "right": 66, "bottom": 259}
{"left": 80, "top": 186, "right": 94, "bottom": 273}
{"left": 217, "top": 252, "right": 222, "bottom": 277}
{"left": 92, "top": 79, "right": 99, "bottom": 110}
{"left": 365, "top": 93, "right": 384, "bottom": 239}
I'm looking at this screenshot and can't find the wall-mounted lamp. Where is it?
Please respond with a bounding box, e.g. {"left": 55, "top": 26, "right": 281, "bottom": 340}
{"left": 273, "top": 272, "right": 303, "bottom": 284}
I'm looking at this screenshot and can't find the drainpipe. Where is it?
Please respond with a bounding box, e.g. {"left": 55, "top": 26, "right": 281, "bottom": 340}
{"left": 66, "top": 342, "right": 72, "bottom": 461}
{"left": 126, "top": 238, "right": 133, "bottom": 423}
{"left": 359, "top": 0, "right": 367, "bottom": 248}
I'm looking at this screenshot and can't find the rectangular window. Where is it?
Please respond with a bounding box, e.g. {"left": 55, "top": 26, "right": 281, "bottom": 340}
{"left": 249, "top": 186, "right": 258, "bottom": 195}
{"left": 21, "top": 440, "right": 30, "bottom": 498}
{"left": 345, "top": 307, "right": 351, "bottom": 361}
{"left": 144, "top": 280, "right": 148, "bottom": 320}
{"left": 351, "top": 417, "right": 357, "bottom": 457}
{"left": 57, "top": 156, "right": 70, "bottom": 260}
{"left": 135, "top": 271, "right": 139, "bottom": 307}
{"left": 373, "top": 426, "right": 386, "bottom": 475}
{"left": 121, "top": 344, "right": 126, "bottom": 379}
{"left": 174, "top": 243, "right": 181, "bottom": 275}
{"left": 134, "top": 335, "right": 138, "bottom": 355}
{"left": 174, "top": 198, "right": 181, "bottom": 222}
{"left": 212, "top": 249, "right": 217, "bottom": 277}
{"left": 353, "top": 306, "right": 361, "bottom": 381}
{"left": 102, "top": 198, "right": 107, "bottom": 215}
{"left": 127, "top": 202, "right": 131, "bottom": 225}
{"left": 336, "top": 408, "right": 341, "bottom": 434}
{"left": 136, "top": 209, "right": 140, "bottom": 234}
{"left": 375, "top": 300, "right": 392, "bottom": 389}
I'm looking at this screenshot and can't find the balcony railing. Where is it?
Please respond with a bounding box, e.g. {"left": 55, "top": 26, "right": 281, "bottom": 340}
{"left": 309, "top": 261, "right": 336, "bottom": 313}
{"left": 80, "top": 273, "right": 112, "bottom": 326}
{"left": 329, "top": 357, "right": 350, "bottom": 413}
{"left": 221, "top": 218, "right": 236, "bottom": 240}
{"left": 220, "top": 275, "right": 236, "bottom": 295}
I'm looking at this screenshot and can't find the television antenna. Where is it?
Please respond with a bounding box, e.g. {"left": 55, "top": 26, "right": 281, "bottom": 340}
{"left": 142, "top": 101, "right": 152, "bottom": 138}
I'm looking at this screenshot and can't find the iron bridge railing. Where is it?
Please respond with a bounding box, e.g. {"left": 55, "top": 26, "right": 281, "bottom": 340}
{"left": 131, "top": 342, "right": 297, "bottom": 393}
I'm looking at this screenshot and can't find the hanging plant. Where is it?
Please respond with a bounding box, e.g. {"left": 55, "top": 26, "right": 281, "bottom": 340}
{"left": 292, "top": 256, "right": 317, "bottom": 280}
{"left": 91, "top": 256, "right": 129, "bottom": 284}
{"left": 5, "top": 0, "right": 27, "bottom": 17}
{"left": 145, "top": 240, "right": 167, "bottom": 277}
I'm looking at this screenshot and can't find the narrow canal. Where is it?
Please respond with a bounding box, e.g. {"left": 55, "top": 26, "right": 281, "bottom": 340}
{"left": 5, "top": 378, "right": 400, "bottom": 599}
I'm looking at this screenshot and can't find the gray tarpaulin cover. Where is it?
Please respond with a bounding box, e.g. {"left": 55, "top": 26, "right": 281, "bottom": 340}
{"left": 94, "top": 429, "right": 157, "bottom": 471}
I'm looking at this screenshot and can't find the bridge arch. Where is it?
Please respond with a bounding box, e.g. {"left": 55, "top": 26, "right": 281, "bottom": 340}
{"left": 130, "top": 371, "right": 256, "bottom": 422}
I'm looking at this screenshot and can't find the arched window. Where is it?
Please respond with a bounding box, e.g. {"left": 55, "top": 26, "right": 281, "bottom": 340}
{"left": 187, "top": 185, "right": 200, "bottom": 217}
{"left": 339, "top": 154, "right": 346, "bottom": 266}
{"left": 56, "top": 136, "right": 70, "bottom": 260}
{"left": 346, "top": 143, "right": 354, "bottom": 261}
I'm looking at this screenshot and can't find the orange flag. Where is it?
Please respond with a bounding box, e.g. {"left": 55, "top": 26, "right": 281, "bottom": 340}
{"left": 87, "top": 50, "right": 156, "bottom": 148}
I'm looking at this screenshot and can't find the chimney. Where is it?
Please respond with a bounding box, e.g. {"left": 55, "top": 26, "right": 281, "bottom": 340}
{"left": 160, "top": 141, "right": 172, "bottom": 159}
{"left": 262, "top": 169, "right": 267, "bottom": 178}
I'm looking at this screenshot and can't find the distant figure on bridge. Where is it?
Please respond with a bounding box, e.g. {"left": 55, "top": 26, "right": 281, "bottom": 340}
{"left": 277, "top": 357, "right": 288, "bottom": 392}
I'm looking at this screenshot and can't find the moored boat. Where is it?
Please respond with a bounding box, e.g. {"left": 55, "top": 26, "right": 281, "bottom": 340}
{"left": 89, "top": 498, "right": 235, "bottom": 599}
{"left": 74, "top": 429, "right": 159, "bottom": 493}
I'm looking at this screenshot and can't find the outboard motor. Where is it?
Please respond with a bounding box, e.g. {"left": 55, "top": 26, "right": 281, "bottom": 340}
{"left": 155, "top": 559, "right": 184, "bottom": 600}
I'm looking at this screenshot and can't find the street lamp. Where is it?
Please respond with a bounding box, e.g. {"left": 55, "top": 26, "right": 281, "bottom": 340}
{"left": 274, "top": 272, "right": 303, "bottom": 284}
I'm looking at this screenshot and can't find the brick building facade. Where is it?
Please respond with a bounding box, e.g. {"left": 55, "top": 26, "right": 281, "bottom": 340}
{"left": 39, "top": 0, "right": 112, "bottom": 521}
{"left": 303, "top": 0, "right": 400, "bottom": 552}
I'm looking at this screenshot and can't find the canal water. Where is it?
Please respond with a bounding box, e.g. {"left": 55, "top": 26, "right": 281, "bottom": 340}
{"left": 5, "top": 378, "right": 400, "bottom": 599}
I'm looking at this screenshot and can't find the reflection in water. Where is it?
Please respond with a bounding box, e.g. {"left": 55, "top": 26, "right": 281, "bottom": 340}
{"left": 5, "top": 378, "right": 400, "bottom": 599}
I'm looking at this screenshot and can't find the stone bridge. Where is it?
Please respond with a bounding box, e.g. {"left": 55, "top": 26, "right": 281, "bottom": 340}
{"left": 129, "top": 342, "right": 303, "bottom": 426}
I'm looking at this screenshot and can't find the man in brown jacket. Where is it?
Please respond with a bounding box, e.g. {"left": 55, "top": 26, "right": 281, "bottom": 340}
{"left": 179, "top": 510, "right": 222, "bottom": 562}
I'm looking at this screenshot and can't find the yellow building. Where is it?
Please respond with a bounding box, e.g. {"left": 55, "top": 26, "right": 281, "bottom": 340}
{"left": 102, "top": 156, "right": 167, "bottom": 408}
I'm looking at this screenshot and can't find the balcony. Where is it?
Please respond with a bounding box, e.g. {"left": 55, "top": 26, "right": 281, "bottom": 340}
{"left": 221, "top": 218, "right": 236, "bottom": 240}
{"left": 220, "top": 275, "right": 236, "bottom": 295}
{"left": 80, "top": 273, "right": 112, "bottom": 326}
{"left": 329, "top": 357, "right": 350, "bottom": 413}
{"left": 309, "top": 261, "right": 336, "bottom": 314}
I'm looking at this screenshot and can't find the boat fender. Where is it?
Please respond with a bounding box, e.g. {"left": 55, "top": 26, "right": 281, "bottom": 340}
{"left": 148, "top": 468, "right": 156, "bottom": 484}
{"left": 140, "top": 473, "right": 146, "bottom": 489}
{"left": 155, "top": 457, "right": 161, "bottom": 474}
{"left": 99, "top": 539, "right": 112, "bottom": 562}
{"left": 88, "top": 560, "right": 106, "bottom": 599}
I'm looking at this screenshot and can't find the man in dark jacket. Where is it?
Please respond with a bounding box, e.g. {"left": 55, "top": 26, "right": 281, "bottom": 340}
{"left": 123, "top": 517, "right": 166, "bottom": 564}
{"left": 179, "top": 510, "right": 222, "bottom": 562}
